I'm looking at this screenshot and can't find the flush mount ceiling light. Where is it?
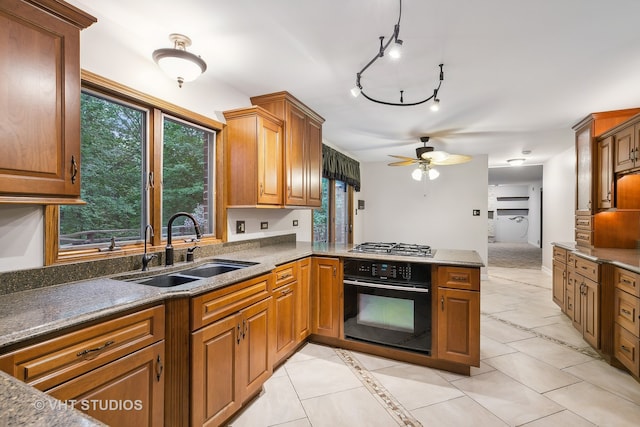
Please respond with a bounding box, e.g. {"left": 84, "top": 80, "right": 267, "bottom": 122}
{"left": 507, "top": 158, "right": 526, "bottom": 166}
{"left": 153, "top": 33, "right": 207, "bottom": 88}
{"left": 350, "top": 0, "right": 444, "bottom": 107}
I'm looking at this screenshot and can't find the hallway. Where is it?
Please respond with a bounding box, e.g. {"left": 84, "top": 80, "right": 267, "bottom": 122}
{"left": 229, "top": 267, "right": 640, "bottom": 427}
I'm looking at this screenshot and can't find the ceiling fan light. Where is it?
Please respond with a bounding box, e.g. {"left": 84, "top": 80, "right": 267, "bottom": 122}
{"left": 507, "top": 158, "right": 525, "bottom": 166}
{"left": 411, "top": 167, "right": 424, "bottom": 181}
{"left": 350, "top": 86, "right": 361, "bottom": 98}
{"left": 430, "top": 98, "right": 440, "bottom": 111}
{"left": 428, "top": 168, "right": 440, "bottom": 180}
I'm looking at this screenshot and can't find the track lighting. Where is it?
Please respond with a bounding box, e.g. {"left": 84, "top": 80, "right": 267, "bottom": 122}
{"left": 350, "top": 0, "right": 444, "bottom": 107}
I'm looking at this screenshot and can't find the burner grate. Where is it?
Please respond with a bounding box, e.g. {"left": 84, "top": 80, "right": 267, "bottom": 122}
{"left": 350, "top": 242, "right": 433, "bottom": 257}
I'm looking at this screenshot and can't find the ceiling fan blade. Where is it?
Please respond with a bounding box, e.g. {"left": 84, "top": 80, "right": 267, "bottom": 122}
{"left": 388, "top": 159, "right": 418, "bottom": 166}
{"left": 431, "top": 154, "right": 473, "bottom": 165}
{"left": 388, "top": 154, "right": 416, "bottom": 161}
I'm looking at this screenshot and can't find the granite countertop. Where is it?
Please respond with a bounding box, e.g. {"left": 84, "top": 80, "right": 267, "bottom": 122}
{"left": 0, "top": 371, "right": 105, "bottom": 427}
{"left": 0, "top": 241, "right": 482, "bottom": 425}
{"left": 552, "top": 241, "right": 640, "bottom": 274}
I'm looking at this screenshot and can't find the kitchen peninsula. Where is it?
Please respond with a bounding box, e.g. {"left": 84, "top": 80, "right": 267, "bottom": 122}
{"left": 0, "top": 238, "right": 482, "bottom": 426}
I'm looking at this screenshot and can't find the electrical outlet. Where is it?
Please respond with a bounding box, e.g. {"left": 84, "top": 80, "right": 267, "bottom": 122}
{"left": 236, "top": 220, "right": 245, "bottom": 234}
{"left": 473, "top": 209, "right": 481, "bottom": 216}
{"left": 260, "top": 221, "right": 268, "bottom": 230}
{"left": 293, "top": 220, "right": 298, "bottom": 227}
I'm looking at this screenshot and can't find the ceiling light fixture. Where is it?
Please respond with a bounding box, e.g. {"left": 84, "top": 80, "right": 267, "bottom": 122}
{"left": 507, "top": 158, "right": 525, "bottom": 166}
{"left": 411, "top": 163, "right": 440, "bottom": 181}
{"left": 350, "top": 0, "right": 444, "bottom": 107}
{"left": 153, "top": 33, "right": 207, "bottom": 88}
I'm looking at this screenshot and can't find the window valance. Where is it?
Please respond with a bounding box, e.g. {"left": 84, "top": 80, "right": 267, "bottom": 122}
{"left": 322, "top": 144, "right": 360, "bottom": 191}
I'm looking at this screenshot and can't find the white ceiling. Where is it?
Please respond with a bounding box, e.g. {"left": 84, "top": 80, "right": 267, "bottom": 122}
{"left": 66, "top": 0, "right": 640, "bottom": 177}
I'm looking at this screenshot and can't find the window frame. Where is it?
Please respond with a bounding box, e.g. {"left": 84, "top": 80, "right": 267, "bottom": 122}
{"left": 313, "top": 177, "right": 354, "bottom": 244}
{"left": 44, "top": 70, "right": 225, "bottom": 265}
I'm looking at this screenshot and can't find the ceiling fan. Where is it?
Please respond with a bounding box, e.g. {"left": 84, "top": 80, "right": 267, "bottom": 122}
{"left": 388, "top": 137, "right": 472, "bottom": 180}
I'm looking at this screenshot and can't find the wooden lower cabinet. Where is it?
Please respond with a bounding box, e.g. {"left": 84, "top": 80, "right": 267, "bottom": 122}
{"left": 191, "top": 297, "right": 272, "bottom": 427}
{"left": 436, "top": 266, "right": 480, "bottom": 367}
{"left": 273, "top": 279, "right": 297, "bottom": 361}
{"left": 48, "top": 341, "right": 164, "bottom": 427}
{"left": 571, "top": 264, "right": 600, "bottom": 349}
{"left": 311, "top": 257, "right": 341, "bottom": 338}
{"left": 296, "top": 258, "right": 311, "bottom": 341}
{"left": 552, "top": 260, "right": 567, "bottom": 310}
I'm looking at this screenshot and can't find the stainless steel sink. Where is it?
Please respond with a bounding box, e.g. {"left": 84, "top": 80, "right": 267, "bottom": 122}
{"left": 130, "top": 259, "right": 258, "bottom": 287}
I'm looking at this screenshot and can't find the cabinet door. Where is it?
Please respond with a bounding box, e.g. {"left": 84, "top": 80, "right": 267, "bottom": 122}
{"left": 296, "top": 258, "right": 312, "bottom": 341}
{"left": 575, "top": 124, "right": 593, "bottom": 214}
{"left": 257, "top": 115, "right": 283, "bottom": 205}
{"left": 238, "top": 298, "right": 272, "bottom": 400}
{"left": 48, "top": 341, "right": 164, "bottom": 427}
{"left": 597, "top": 136, "right": 613, "bottom": 209}
{"left": 437, "top": 288, "right": 480, "bottom": 366}
{"left": 0, "top": 0, "right": 89, "bottom": 198}
{"left": 306, "top": 117, "right": 323, "bottom": 207}
{"left": 191, "top": 314, "right": 241, "bottom": 427}
{"left": 582, "top": 279, "right": 600, "bottom": 349}
{"left": 552, "top": 260, "right": 566, "bottom": 309}
{"left": 565, "top": 273, "right": 576, "bottom": 320}
{"left": 614, "top": 125, "right": 636, "bottom": 173}
{"left": 274, "top": 282, "right": 297, "bottom": 361}
{"left": 285, "top": 104, "right": 307, "bottom": 205}
{"left": 311, "top": 257, "right": 341, "bottom": 338}
{"left": 571, "top": 272, "right": 583, "bottom": 330}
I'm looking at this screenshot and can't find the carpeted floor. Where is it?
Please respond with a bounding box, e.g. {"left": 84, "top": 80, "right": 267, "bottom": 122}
{"left": 488, "top": 242, "right": 542, "bottom": 269}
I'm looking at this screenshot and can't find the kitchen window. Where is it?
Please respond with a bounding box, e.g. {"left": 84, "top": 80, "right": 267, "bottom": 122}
{"left": 313, "top": 145, "right": 360, "bottom": 244}
{"left": 45, "top": 71, "right": 223, "bottom": 264}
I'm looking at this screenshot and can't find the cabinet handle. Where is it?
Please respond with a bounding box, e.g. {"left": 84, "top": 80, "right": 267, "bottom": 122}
{"left": 278, "top": 273, "right": 292, "bottom": 280}
{"left": 156, "top": 355, "right": 163, "bottom": 382}
{"left": 237, "top": 323, "right": 241, "bottom": 344}
{"left": 242, "top": 319, "right": 247, "bottom": 339}
{"left": 621, "top": 308, "right": 632, "bottom": 316}
{"left": 77, "top": 340, "right": 115, "bottom": 358}
{"left": 333, "top": 266, "right": 337, "bottom": 277}
{"left": 260, "top": 183, "right": 264, "bottom": 196}
{"left": 621, "top": 345, "right": 631, "bottom": 353}
{"left": 70, "top": 155, "right": 78, "bottom": 184}
{"left": 441, "top": 296, "right": 445, "bottom": 311}
{"left": 281, "top": 288, "right": 293, "bottom": 296}
{"left": 451, "top": 275, "right": 467, "bottom": 282}
{"left": 621, "top": 278, "right": 633, "bottom": 286}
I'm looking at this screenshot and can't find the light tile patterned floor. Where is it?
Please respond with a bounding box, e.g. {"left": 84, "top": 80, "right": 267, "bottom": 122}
{"left": 229, "top": 267, "right": 640, "bottom": 427}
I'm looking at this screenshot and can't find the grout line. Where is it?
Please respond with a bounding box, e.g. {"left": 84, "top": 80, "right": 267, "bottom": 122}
{"left": 333, "top": 348, "right": 423, "bottom": 427}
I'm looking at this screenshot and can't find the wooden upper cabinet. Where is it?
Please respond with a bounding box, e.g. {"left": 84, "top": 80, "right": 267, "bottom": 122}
{"left": 0, "top": 0, "right": 96, "bottom": 203}
{"left": 597, "top": 136, "right": 614, "bottom": 210}
{"left": 224, "top": 106, "right": 283, "bottom": 207}
{"left": 251, "top": 91, "right": 325, "bottom": 208}
{"left": 613, "top": 124, "right": 638, "bottom": 173}
{"left": 573, "top": 109, "right": 640, "bottom": 215}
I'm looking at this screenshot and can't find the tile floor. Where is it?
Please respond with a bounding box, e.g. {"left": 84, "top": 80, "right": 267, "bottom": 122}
{"left": 228, "top": 267, "right": 640, "bottom": 427}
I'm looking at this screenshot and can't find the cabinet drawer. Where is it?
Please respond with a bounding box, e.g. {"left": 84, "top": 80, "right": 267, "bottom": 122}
{"left": 273, "top": 262, "right": 298, "bottom": 289}
{"left": 614, "top": 324, "right": 639, "bottom": 377}
{"left": 615, "top": 288, "right": 640, "bottom": 336}
{"left": 0, "top": 305, "right": 164, "bottom": 391}
{"left": 574, "top": 256, "right": 599, "bottom": 282}
{"left": 192, "top": 274, "right": 272, "bottom": 330}
{"left": 575, "top": 229, "right": 592, "bottom": 247}
{"left": 552, "top": 246, "right": 567, "bottom": 264}
{"left": 614, "top": 267, "right": 640, "bottom": 297}
{"left": 567, "top": 252, "right": 577, "bottom": 268}
{"left": 575, "top": 215, "right": 592, "bottom": 230}
{"left": 437, "top": 266, "right": 480, "bottom": 291}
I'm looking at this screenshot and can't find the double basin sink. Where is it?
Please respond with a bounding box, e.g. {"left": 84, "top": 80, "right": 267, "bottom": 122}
{"left": 131, "top": 260, "right": 257, "bottom": 287}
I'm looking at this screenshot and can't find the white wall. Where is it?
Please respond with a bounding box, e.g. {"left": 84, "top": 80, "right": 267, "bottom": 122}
{"left": 541, "top": 146, "right": 576, "bottom": 272}
{"left": 0, "top": 206, "right": 44, "bottom": 272}
{"left": 226, "top": 209, "right": 312, "bottom": 242}
{"left": 488, "top": 182, "right": 542, "bottom": 246}
{"left": 358, "top": 156, "right": 489, "bottom": 269}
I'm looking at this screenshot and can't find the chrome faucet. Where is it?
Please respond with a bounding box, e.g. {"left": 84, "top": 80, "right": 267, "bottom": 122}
{"left": 165, "top": 212, "right": 202, "bottom": 266}
{"left": 142, "top": 224, "right": 157, "bottom": 271}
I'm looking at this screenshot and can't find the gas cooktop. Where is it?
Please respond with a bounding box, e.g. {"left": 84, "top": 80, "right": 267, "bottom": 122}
{"left": 349, "top": 242, "right": 434, "bottom": 257}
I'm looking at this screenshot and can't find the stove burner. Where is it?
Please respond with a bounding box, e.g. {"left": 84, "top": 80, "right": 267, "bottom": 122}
{"left": 350, "top": 242, "right": 433, "bottom": 257}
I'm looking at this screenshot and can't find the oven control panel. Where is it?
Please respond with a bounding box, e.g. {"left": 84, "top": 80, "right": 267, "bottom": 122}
{"left": 344, "top": 258, "right": 431, "bottom": 286}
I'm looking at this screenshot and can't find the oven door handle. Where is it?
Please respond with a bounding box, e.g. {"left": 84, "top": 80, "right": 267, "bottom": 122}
{"left": 343, "top": 279, "right": 430, "bottom": 293}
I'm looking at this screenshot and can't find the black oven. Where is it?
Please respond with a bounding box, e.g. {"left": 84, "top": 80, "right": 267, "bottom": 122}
{"left": 343, "top": 258, "right": 431, "bottom": 355}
